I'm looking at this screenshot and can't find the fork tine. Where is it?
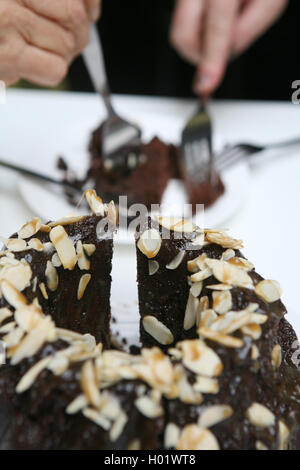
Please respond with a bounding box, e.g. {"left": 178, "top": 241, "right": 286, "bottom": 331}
{"left": 216, "top": 147, "right": 248, "bottom": 172}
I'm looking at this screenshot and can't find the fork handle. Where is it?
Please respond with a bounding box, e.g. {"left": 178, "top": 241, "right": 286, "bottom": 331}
{"left": 82, "top": 25, "right": 115, "bottom": 117}
{"left": 267, "top": 136, "right": 300, "bottom": 150}
{"left": 0, "top": 159, "right": 80, "bottom": 192}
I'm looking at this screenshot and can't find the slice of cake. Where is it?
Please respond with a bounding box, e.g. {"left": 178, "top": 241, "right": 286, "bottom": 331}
{"left": 0, "top": 191, "right": 117, "bottom": 347}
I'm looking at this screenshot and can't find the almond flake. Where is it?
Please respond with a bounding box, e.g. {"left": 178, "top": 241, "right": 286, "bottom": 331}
{"left": 28, "top": 238, "right": 44, "bottom": 251}
{"left": 190, "top": 282, "right": 203, "bottom": 298}
{"left": 251, "top": 345, "right": 260, "bottom": 360}
{"left": 206, "top": 258, "right": 253, "bottom": 289}
{"left": 107, "top": 201, "right": 118, "bottom": 227}
{"left": 77, "top": 274, "right": 91, "bottom": 300}
{"left": 164, "top": 423, "right": 180, "bottom": 448}
{"left": 82, "top": 408, "right": 110, "bottom": 430}
{"left": 137, "top": 229, "right": 162, "bottom": 259}
{"left": 166, "top": 251, "right": 185, "bottom": 270}
{"left": 109, "top": 411, "right": 128, "bottom": 442}
{"left": 45, "top": 261, "right": 59, "bottom": 292}
{"left": 50, "top": 225, "right": 77, "bottom": 270}
{"left": 180, "top": 339, "right": 223, "bottom": 377}
{"left": 221, "top": 249, "right": 235, "bottom": 261}
{"left": 0, "top": 307, "right": 13, "bottom": 324}
{"left": 212, "top": 290, "right": 232, "bottom": 314}
{"left": 228, "top": 257, "right": 254, "bottom": 271}
{"left": 47, "top": 216, "right": 85, "bottom": 228}
{"left": 0, "top": 280, "right": 27, "bottom": 308}
{"left": 18, "top": 218, "right": 41, "bottom": 239}
{"left": 184, "top": 292, "right": 199, "bottom": 330}
{"left": 206, "top": 284, "right": 232, "bottom": 291}
{"left": 198, "top": 327, "right": 244, "bottom": 348}
{"left": 198, "top": 405, "right": 233, "bottom": 428}
{"left": 83, "top": 244, "right": 96, "bottom": 256}
{"left": 156, "top": 216, "right": 197, "bottom": 233}
{"left": 76, "top": 241, "right": 90, "bottom": 270}
{"left": 279, "top": 420, "right": 290, "bottom": 450}
{"left": 16, "top": 356, "right": 52, "bottom": 393}
{"left": 39, "top": 282, "right": 48, "bottom": 300}
{"left": 66, "top": 394, "right": 88, "bottom": 415}
{"left": 142, "top": 316, "right": 174, "bottom": 345}
{"left": 81, "top": 360, "right": 101, "bottom": 408}
{"left": 135, "top": 395, "right": 163, "bottom": 418}
{"left": 255, "top": 280, "right": 282, "bottom": 303}
{"left": 149, "top": 260, "right": 159, "bottom": 276}
{"left": 271, "top": 344, "right": 282, "bottom": 369}
{"left": 176, "top": 425, "right": 220, "bottom": 451}
{"left": 241, "top": 324, "right": 262, "bottom": 340}
{"left": 6, "top": 238, "right": 27, "bottom": 252}
{"left": 190, "top": 267, "right": 212, "bottom": 283}
{"left": 128, "top": 440, "right": 141, "bottom": 450}
{"left": 193, "top": 376, "right": 219, "bottom": 394}
{"left": 205, "top": 231, "right": 243, "bottom": 249}
{"left": 197, "top": 309, "right": 218, "bottom": 329}
{"left": 256, "top": 441, "right": 269, "bottom": 451}
{"left": 85, "top": 190, "right": 105, "bottom": 216}
{"left": 246, "top": 403, "right": 275, "bottom": 428}
{"left": 51, "top": 253, "right": 62, "bottom": 267}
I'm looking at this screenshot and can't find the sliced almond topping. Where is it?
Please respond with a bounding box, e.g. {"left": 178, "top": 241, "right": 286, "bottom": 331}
{"left": 164, "top": 423, "right": 180, "bottom": 448}
{"left": 3, "top": 326, "right": 24, "bottom": 348}
{"left": 255, "top": 280, "right": 282, "bottom": 303}
{"left": 176, "top": 425, "right": 220, "bottom": 451}
{"left": 51, "top": 253, "right": 62, "bottom": 268}
{"left": 0, "top": 307, "right": 13, "bottom": 324}
{"left": 135, "top": 395, "right": 163, "bottom": 418}
{"left": 0, "top": 260, "right": 32, "bottom": 292}
{"left": 188, "top": 254, "right": 207, "bottom": 273}
{"left": 206, "top": 284, "right": 232, "bottom": 291}
{"left": 83, "top": 244, "right": 96, "bottom": 257}
{"left": 193, "top": 376, "right": 219, "bottom": 394}
{"left": 198, "top": 405, "right": 233, "bottom": 428}
{"left": 221, "top": 249, "right": 235, "bottom": 261}
{"left": 279, "top": 420, "right": 290, "bottom": 450}
{"left": 246, "top": 403, "right": 275, "bottom": 428}
{"left": 198, "top": 326, "right": 244, "bottom": 348}
{"left": 205, "top": 231, "right": 243, "bottom": 249}
{"left": 271, "top": 344, "right": 282, "bottom": 369}
{"left": 6, "top": 238, "right": 27, "bottom": 252}
{"left": 107, "top": 201, "right": 119, "bottom": 227}
{"left": 18, "top": 218, "right": 41, "bottom": 239}
{"left": 190, "top": 281, "right": 203, "bottom": 298}
{"left": 149, "top": 260, "right": 159, "bottom": 276}
{"left": 156, "top": 216, "right": 197, "bottom": 233}
{"left": 0, "top": 280, "right": 27, "bottom": 308}
{"left": 241, "top": 323, "right": 262, "bottom": 340}
{"left": 197, "top": 309, "right": 218, "bottom": 329}
{"left": 212, "top": 290, "right": 232, "bottom": 314}
{"left": 206, "top": 258, "right": 253, "bottom": 289}
{"left": 76, "top": 240, "right": 90, "bottom": 271}
{"left": 43, "top": 242, "right": 54, "bottom": 254}
{"left": 180, "top": 339, "right": 223, "bottom": 377}
{"left": 184, "top": 292, "right": 199, "bottom": 330}
{"left": 39, "top": 282, "right": 48, "bottom": 300}
{"left": 190, "top": 267, "right": 212, "bottom": 283}
{"left": 47, "top": 216, "right": 85, "bottom": 228}
{"left": 66, "top": 394, "right": 88, "bottom": 415}
{"left": 85, "top": 190, "right": 105, "bottom": 216}
{"left": 77, "top": 274, "right": 91, "bottom": 300}
{"left": 28, "top": 238, "right": 44, "bottom": 251}
{"left": 49, "top": 225, "right": 77, "bottom": 271}
{"left": 142, "top": 316, "right": 174, "bottom": 345}
{"left": 137, "top": 229, "right": 162, "bottom": 259}
{"left": 82, "top": 408, "right": 110, "bottom": 430}
{"left": 166, "top": 251, "right": 185, "bottom": 270}
{"left": 228, "top": 257, "right": 254, "bottom": 271}
{"left": 81, "top": 360, "right": 101, "bottom": 408}
{"left": 128, "top": 439, "right": 141, "bottom": 450}
{"left": 16, "top": 356, "right": 52, "bottom": 393}
{"left": 109, "top": 411, "right": 128, "bottom": 442}
{"left": 45, "top": 261, "right": 59, "bottom": 292}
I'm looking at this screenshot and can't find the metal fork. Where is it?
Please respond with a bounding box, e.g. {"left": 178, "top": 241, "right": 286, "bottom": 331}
{"left": 82, "top": 25, "right": 142, "bottom": 172}
{"left": 181, "top": 101, "right": 217, "bottom": 186}
{"left": 215, "top": 136, "right": 300, "bottom": 172}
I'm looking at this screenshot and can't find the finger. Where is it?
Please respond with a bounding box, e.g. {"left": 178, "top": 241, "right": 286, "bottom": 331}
{"left": 232, "top": 0, "right": 288, "bottom": 56}
{"left": 170, "top": 0, "right": 205, "bottom": 64}
{"left": 18, "top": 45, "right": 68, "bottom": 86}
{"left": 12, "top": 4, "right": 76, "bottom": 60}
{"left": 84, "top": 0, "right": 101, "bottom": 22}
{"left": 19, "top": 0, "right": 89, "bottom": 30}
{"left": 194, "top": 0, "right": 239, "bottom": 96}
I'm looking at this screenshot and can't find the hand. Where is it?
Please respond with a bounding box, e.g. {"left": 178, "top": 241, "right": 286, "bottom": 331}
{"left": 170, "top": 0, "right": 288, "bottom": 96}
{"left": 0, "top": 0, "right": 101, "bottom": 86}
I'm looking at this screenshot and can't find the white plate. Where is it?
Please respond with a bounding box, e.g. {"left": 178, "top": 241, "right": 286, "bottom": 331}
{"left": 17, "top": 105, "right": 250, "bottom": 244}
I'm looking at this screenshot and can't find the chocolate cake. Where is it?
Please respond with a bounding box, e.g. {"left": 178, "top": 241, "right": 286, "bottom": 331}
{"left": 0, "top": 193, "right": 300, "bottom": 450}
{"left": 0, "top": 190, "right": 117, "bottom": 347}
{"left": 87, "top": 123, "right": 224, "bottom": 210}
